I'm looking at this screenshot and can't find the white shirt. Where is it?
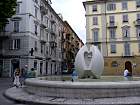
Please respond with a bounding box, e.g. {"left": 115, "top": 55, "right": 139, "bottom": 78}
{"left": 124, "top": 69, "right": 129, "bottom": 77}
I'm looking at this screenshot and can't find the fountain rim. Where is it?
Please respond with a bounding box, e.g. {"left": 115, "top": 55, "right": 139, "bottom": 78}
{"left": 25, "top": 77, "right": 140, "bottom": 89}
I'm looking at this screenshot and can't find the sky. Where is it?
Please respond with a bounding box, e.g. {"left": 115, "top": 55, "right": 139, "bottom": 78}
{"left": 51, "top": 0, "right": 86, "bottom": 43}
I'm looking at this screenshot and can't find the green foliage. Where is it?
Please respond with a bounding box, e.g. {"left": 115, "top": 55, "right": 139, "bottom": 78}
{"left": 0, "top": 0, "right": 17, "bottom": 31}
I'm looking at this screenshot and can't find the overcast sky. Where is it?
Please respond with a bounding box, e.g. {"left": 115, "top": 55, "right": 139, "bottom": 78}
{"left": 51, "top": 0, "right": 86, "bottom": 43}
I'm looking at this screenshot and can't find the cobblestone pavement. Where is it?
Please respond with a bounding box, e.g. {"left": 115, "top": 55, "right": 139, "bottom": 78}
{"left": 0, "top": 78, "right": 26, "bottom": 105}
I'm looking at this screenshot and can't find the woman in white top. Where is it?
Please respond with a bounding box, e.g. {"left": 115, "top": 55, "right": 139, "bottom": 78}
{"left": 124, "top": 69, "right": 129, "bottom": 77}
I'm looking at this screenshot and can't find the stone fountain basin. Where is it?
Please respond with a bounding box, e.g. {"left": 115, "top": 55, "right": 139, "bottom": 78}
{"left": 24, "top": 76, "right": 140, "bottom": 99}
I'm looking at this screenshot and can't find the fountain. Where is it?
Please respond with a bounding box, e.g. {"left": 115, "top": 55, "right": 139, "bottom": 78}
{"left": 75, "top": 44, "right": 104, "bottom": 79}
{"left": 4, "top": 44, "right": 140, "bottom": 105}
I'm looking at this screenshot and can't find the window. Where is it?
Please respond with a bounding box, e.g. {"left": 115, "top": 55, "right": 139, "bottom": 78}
{"left": 138, "top": 42, "right": 140, "bottom": 52}
{"left": 137, "top": 14, "right": 140, "bottom": 20}
{"left": 34, "top": 41, "right": 37, "bottom": 51}
{"left": 92, "top": 4, "right": 97, "bottom": 11}
{"left": 9, "top": 39, "right": 20, "bottom": 50}
{"left": 35, "top": 0, "right": 38, "bottom": 4}
{"left": 13, "top": 21, "right": 19, "bottom": 32}
{"left": 35, "top": 24, "right": 38, "bottom": 35}
{"left": 107, "top": 3, "right": 116, "bottom": 11}
{"left": 35, "top": 6, "right": 38, "bottom": 18}
{"left": 122, "top": 27, "right": 130, "bottom": 37}
{"left": 93, "top": 29, "right": 99, "bottom": 42}
{"left": 34, "top": 60, "right": 37, "bottom": 70}
{"left": 110, "top": 29, "right": 116, "bottom": 39}
{"left": 111, "top": 61, "right": 118, "bottom": 67}
{"left": 40, "top": 62, "right": 43, "bottom": 75}
{"left": 40, "top": 27, "right": 44, "bottom": 37}
{"left": 0, "top": 42, "right": 2, "bottom": 49}
{"left": 123, "top": 14, "right": 128, "bottom": 22}
{"left": 122, "top": 2, "right": 128, "bottom": 10}
{"left": 16, "top": 3, "right": 20, "bottom": 14}
{"left": 45, "top": 17, "right": 49, "bottom": 27}
{"left": 124, "top": 42, "right": 130, "bottom": 56}
{"left": 136, "top": 27, "right": 140, "bottom": 37}
{"left": 41, "top": 43, "right": 45, "bottom": 54}
{"left": 93, "top": 17, "right": 98, "bottom": 25}
{"left": 110, "top": 44, "right": 116, "bottom": 53}
{"left": 136, "top": 0, "right": 140, "bottom": 7}
{"left": 46, "top": 32, "right": 48, "bottom": 41}
{"left": 109, "top": 16, "right": 115, "bottom": 23}
{"left": 41, "top": 14, "right": 43, "bottom": 21}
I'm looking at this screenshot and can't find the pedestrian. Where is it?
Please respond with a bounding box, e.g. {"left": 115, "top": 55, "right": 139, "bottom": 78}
{"left": 124, "top": 69, "right": 129, "bottom": 77}
{"left": 27, "top": 68, "right": 36, "bottom": 78}
{"left": 13, "top": 68, "right": 21, "bottom": 88}
{"left": 71, "top": 69, "right": 78, "bottom": 82}
{"left": 123, "top": 68, "right": 132, "bottom": 81}
{"left": 20, "top": 68, "right": 27, "bottom": 86}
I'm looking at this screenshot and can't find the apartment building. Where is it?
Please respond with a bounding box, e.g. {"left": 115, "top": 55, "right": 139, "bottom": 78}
{"left": 0, "top": 0, "right": 65, "bottom": 77}
{"left": 62, "top": 21, "right": 84, "bottom": 74}
{"left": 83, "top": 0, "right": 140, "bottom": 75}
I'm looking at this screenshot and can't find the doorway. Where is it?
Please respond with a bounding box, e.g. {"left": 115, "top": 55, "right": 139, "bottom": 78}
{"left": 11, "top": 59, "right": 20, "bottom": 78}
{"left": 125, "top": 61, "right": 132, "bottom": 74}
{"left": 0, "top": 60, "right": 3, "bottom": 77}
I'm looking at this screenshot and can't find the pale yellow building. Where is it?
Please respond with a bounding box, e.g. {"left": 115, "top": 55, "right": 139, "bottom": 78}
{"left": 83, "top": 0, "right": 140, "bottom": 75}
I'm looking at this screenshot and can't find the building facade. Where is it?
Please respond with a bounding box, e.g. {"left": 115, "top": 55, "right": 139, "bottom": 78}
{"left": 83, "top": 0, "right": 140, "bottom": 75}
{"left": 0, "top": 0, "right": 66, "bottom": 77}
{"left": 62, "top": 21, "right": 84, "bottom": 74}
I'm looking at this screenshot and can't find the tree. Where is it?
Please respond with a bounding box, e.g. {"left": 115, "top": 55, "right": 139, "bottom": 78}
{"left": 0, "top": 0, "right": 17, "bottom": 31}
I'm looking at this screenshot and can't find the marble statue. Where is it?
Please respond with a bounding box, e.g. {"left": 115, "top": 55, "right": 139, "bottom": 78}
{"left": 74, "top": 44, "right": 104, "bottom": 79}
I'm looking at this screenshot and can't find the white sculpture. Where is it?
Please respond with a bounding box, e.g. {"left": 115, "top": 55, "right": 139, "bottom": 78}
{"left": 74, "top": 44, "right": 104, "bottom": 79}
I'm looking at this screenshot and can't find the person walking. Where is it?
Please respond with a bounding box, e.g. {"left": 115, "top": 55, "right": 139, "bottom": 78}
{"left": 13, "top": 68, "right": 21, "bottom": 88}
{"left": 20, "top": 68, "right": 27, "bottom": 86}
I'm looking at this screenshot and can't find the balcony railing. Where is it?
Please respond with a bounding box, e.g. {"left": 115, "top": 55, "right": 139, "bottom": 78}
{"left": 50, "top": 19, "right": 56, "bottom": 24}
{"left": 0, "top": 32, "right": 11, "bottom": 39}
{"left": 40, "top": 4, "right": 48, "bottom": 15}
{"left": 122, "top": 52, "right": 134, "bottom": 57}
{"left": 134, "top": 20, "right": 140, "bottom": 26}
{"left": 40, "top": 21, "right": 47, "bottom": 28}
{"left": 107, "top": 22, "right": 117, "bottom": 28}
{"left": 50, "top": 41, "right": 57, "bottom": 48}
{"left": 50, "top": 29, "right": 55, "bottom": 35}
{"left": 40, "top": 36, "right": 46, "bottom": 43}
{"left": 40, "top": 17, "right": 48, "bottom": 28}
{"left": 46, "top": 54, "right": 51, "bottom": 60}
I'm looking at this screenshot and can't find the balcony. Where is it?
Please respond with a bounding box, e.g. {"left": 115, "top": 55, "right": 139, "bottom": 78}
{"left": 40, "top": 21, "right": 47, "bottom": 28}
{"left": 134, "top": 20, "right": 140, "bottom": 26}
{"left": 50, "top": 41, "right": 57, "bottom": 48}
{"left": 40, "top": 4, "right": 48, "bottom": 15}
{"left": 50, "top": 28, "right": 56, "bottom": 35}
{"left": 0, "top": 32, "right": 11, "bottom": 40}
{"left": 0, "top": 49, "right": 6, "bottom": 55}
{"left": 40, "top": 36, "right": 46, "bottom": 43}
{"left": 122, "top": 52, "right": 134, "bottom": 58}
{"left": 46, "top": 54, "right": 51, "bottom": 60}
{"left": 107, "top": 22, "right": 117, "bottom": 28}
{"left": 50, "top": 19, "right": 56, "bottom": 24}
{"left": 40, "top": 17, "right": 48, "bottom": 28}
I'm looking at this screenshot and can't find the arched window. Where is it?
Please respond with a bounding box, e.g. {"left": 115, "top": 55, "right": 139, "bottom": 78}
{"left": 111, "top": 61, "right": 118, "bottom": 67}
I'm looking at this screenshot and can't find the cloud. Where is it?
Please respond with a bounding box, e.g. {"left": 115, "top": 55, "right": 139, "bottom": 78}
{"left": 51, "top": 0, "right": 86, "bottom": 43}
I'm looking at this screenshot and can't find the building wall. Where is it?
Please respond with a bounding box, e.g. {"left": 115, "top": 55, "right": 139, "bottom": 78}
{"left": 0, "top": 0, "right": 83, "bottom": 77}
{"left": 84, "top": 0, "right": 140, "bottom": 75}
{"left": 0, "top": 0, "right": 63, "bottom": 77}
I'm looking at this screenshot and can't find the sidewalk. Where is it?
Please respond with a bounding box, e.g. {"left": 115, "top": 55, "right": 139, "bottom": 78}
{"left": 0, "top": 78, "right": 26, "bottom": 105}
